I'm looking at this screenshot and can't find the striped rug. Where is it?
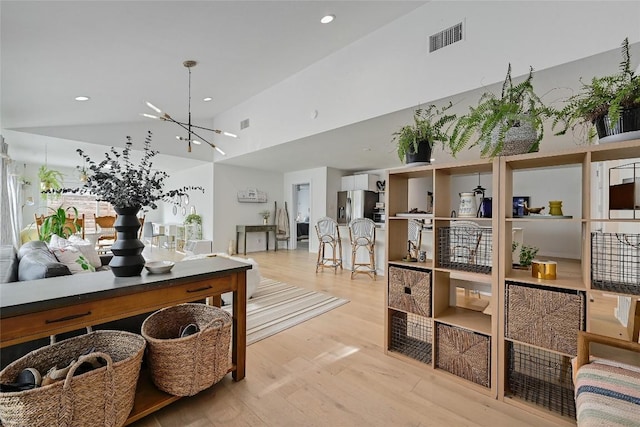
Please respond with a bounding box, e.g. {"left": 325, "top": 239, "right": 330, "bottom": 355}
{"left": 225, "top": 278, "right": 349, "bottom": 345}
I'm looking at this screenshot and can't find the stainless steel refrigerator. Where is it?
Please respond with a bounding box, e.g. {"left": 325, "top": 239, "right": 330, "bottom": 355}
{"left": 337, "top": 190, "right": 378, "bottom": 225}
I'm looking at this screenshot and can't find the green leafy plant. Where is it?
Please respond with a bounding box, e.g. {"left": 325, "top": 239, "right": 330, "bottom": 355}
{"left": 38, "top": 165, "right": 64, "bottom": 199}
{"left": 392, "top": 103, "right": 456, "bottom": 162}
{"left": 48, "top": 131, "right": 203, "bottom": 211}
{"left": 39, "top": 206, "right": 80, "bottom": 242}
{"left": 449, "top": 64, "right": 555, "bottom": 158}
{"left": 553, "top": 38, "right": 640, "bottom": 141}
{"left": 512, "top": 242, "right": 539, "bottom": 267}
{"left": 184, "top": 213, "right": 202, "bottom": 225}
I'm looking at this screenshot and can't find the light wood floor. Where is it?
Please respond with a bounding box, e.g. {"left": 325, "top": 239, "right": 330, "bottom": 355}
{"left": 132, "top": 249, "right": 563, "bottom": 427}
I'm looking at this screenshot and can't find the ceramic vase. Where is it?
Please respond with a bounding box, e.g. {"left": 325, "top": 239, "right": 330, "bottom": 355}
{"left": 109, "top": 206, "right": 145, "bottom": 277}
{"left": 548, "top": 201, "right": 563, "bottom": 216}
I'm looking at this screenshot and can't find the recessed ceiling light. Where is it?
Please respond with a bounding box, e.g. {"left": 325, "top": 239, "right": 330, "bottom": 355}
{"left": 320, "top": 14, "right": 335, "bottom": 24}
{"left": 362, "top": 147, "right": 371, "bottom": 152}
{"left": 203, "top": 97, "right": 213, "bottom": 102}
{"left": 74, "top": 96, "right": 90, "bottom": 101}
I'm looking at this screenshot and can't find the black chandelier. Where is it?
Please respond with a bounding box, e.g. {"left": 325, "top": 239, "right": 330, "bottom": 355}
{"left": 142, "top": 60, "right": 236, "bottom": 155}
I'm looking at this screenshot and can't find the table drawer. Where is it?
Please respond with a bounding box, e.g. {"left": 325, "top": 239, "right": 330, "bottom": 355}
{"left": 1, "top": 276, "right": 238, "bottom": 346}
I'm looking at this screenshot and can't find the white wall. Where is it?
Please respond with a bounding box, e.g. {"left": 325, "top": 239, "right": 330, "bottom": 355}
{"left": 213, "top": 2, "right": 640, "bottom": 161}
{"left": 213, "top": 163, "right": 283, "bottom": 253}
{"left": 163, "top": 162, "right": 214, "bottom": 240}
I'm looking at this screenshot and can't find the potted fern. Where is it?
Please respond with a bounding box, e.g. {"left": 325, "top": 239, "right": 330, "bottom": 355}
{"left": 392, "top": 103, "right": 456, "bottom": 164}
{"left": 554, "top": 38, "right": 640, "bottom": 142}
{"left": 38, "top": 165, "right": 64, "bottom": 198}
{"left": 184, "top": 213, "right": 202, "bottom": 240}
{"left": 449, "top": 64, "right": 555, "bottom": 158}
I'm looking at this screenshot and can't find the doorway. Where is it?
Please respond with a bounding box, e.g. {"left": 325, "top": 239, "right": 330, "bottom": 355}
{"left": 293, "top": 183, "right": 310, "bottom": 251}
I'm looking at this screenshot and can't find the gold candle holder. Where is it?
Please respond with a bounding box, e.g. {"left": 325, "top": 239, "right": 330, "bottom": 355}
{"left": 531, "top": 260, "right": 557, "bottom": 280}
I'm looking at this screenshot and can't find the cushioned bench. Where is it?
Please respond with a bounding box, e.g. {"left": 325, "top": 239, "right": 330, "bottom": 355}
{"left": 574, "top": 332, "right": 640, "bottom": 426}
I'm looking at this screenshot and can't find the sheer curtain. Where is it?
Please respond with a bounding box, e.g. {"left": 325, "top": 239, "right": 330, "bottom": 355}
{"left": 0, "top": 136, "right": 21, "bottom": 247}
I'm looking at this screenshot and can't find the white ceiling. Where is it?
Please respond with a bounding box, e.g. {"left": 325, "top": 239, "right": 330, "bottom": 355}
{"left": 2, "top": 2, "right": 639, "bottom": 175}
{"left": 1, "top": 0, "right": 427, "bottom": 171}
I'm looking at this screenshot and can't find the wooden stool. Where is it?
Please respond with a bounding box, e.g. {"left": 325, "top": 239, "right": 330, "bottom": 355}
{"left": 348, "top": 218, "right": 376, "bottom": 279}
{"left": 315, "top": 217, "right": 342, "bottom": 273}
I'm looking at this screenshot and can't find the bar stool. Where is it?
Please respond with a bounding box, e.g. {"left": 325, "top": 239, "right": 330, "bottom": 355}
{"left": 348, "top": 218, "right": 376, "bottom": 279}
{"left": 315, "top": 217, "right": 342, "bottom": 273}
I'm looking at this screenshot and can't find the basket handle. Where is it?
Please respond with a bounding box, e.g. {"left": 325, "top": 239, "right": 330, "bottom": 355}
{"left": 59, "top": 352, "right": 115, "bottom": 427}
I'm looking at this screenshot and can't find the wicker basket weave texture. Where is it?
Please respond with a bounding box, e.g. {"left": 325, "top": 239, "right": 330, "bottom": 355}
{"left": 505, "top": 283, "right": 585, "bottom": 356}
{"left": 141, "top": 303, "right": 232, "bottom": 397}
{"left": 0, "top": 330, "right": 145, "bottom": 427}
{"left": 435, "top": 323, "right": 490, "bottom": 388}
{"left": 388, "top": 266, "right": 431, "bottom": 317}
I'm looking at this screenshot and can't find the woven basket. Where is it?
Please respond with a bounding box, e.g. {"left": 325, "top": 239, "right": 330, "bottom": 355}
{"left": 505, "top": 282, "right": 585, "bottom": 355}
{"left": 388, "top": 266, "right": 431, "bottom": 317}
{"left": 435, "top": 323, "right": 490, "bottom": 388}
{"left": 0, "top": 330, "right": 145, "bottom": 427}
{"left": 141, "top": 303, "right": 232, "bottom": 396}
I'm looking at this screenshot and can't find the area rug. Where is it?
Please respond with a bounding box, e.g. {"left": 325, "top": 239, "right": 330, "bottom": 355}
{"left": 224, "top": 278, "right": 349, "bottom": 345}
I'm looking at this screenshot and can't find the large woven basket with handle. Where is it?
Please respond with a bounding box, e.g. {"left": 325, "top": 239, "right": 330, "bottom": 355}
{"left": 141, "top": 303, "right": 232, "bottom": 397}
{"left": 0, "top": 330, "right": 145, "bottom": 427}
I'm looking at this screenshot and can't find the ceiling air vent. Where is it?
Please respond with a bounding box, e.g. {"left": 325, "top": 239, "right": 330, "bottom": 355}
{"left": 429, "top": 22, "right": 463, "bottom": 53}
{"left": 240, "top": 118, "right": 250, "bottom": 130}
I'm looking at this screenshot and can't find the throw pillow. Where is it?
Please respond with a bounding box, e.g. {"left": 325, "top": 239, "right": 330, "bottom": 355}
{"left": 52, "top": 246, "right": 96, "bottom": 274}
{"left": 50, "top": 234, "right": 102, "bottom": 268}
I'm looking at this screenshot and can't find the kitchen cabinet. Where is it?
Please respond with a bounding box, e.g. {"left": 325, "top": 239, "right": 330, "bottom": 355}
{"left": 341, "top": 173, "right": 379, "bottom": 192}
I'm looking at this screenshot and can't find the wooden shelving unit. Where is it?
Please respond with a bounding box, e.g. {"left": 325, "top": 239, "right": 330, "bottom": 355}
{"left": 385, "top": 139, "right": 640, "bottom": 422}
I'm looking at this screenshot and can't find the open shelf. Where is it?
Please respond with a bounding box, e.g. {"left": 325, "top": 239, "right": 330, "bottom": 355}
{"left": 505, "top": 258, "right": 585, "bottom": 291}
{"left": 388, "top": 259, "right": 433, "bottom": 269}
{"left": 434, "top": 306, "right": 492, "bottom": 335}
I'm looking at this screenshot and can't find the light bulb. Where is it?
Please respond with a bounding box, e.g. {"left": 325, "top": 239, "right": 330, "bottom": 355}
{"left": 142, "top": 113, "right": 160, "bottom": 120}
{"left": 223, "top": 132, "right": 238, "bottom": 138}
{"left": 145, "top": 101, "right": 162, "bottom": 113}
{"left": 215, "top": 146, "right": 226, "bottom": 155}
{"left": 192, "top": 140, "right": 202, "bottom": 145}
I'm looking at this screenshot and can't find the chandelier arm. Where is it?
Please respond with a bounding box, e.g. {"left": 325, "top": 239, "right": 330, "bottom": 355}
{"left": 164, "top": 115, "right": 220, "bottom": 150}
{"left": 166, "top": 120, "right": 223, "bottom": 134}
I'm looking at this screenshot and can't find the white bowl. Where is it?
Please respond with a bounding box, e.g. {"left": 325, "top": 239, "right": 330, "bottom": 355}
{"left": 145, "top": 261, "right": 175, "bottom": 274}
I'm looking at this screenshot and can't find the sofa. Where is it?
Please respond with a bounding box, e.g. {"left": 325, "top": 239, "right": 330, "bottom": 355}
{"left": 0, "top": 240, "right": 111, "bottom": 284}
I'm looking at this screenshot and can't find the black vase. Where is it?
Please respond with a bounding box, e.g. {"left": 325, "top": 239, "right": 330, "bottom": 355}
{"left": 109, "top": 206, "right": 145, "bottom": 277}
{"left": 405, "top": 139, "right": 432, "bottom": 164}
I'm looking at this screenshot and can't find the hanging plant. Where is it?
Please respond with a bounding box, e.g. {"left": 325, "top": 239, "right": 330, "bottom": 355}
{"left": 38, "top": 165, "right": 64, "bottom": 199}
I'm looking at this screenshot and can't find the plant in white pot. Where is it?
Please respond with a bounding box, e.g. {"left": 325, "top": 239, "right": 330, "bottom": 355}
{"left": 553, "top": 38, "right": 640, "bottom": 143}
{"left": 392, "top": 103, "right": 456, "bottom": 165}
{"left": 449, "top": 64, "right": 555, "bottom": 158}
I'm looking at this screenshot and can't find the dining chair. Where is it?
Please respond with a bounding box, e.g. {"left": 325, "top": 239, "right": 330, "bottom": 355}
{"left": 94, "top": 214, "right": 117, "bottom": 253}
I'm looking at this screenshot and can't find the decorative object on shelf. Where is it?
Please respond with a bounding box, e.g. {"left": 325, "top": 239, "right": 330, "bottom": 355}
{"left": 47, "top": 131, "right": 204, "bottom": 277}
{"left": 403, "top": 239, "right": 418, "bottom": 262}
{"left": 512, "top": 242, "right": 539, "bottom": 269}
{"left": 472, "top": 173, "right": 491, "bottom": 218}
{"left": 457, "top": 192, "right": 477, "bottom": 218}
{"left": 449, "top": 64, "right": 555, "bottom": 158}
{"left": 376, "top": 180, "right": 386, "bottom": 191}
{"left": 418, "top": 250, "right": 427, "bottom": 263}
{"left": 548, "top": 200, "right": 563, "bottom": 216}
{"left": 237, "top": 188, "right": 267, "bottom": 203}
{"left": 259, "top": 210, "right": 271, "bottom": 225}
{"left": 531, "top": 260, "right": 557, "bottom": 280}
{"left": 392, "top": 102, "right": 456, "bottom": 164}
{"left": 512, "top": 196, "right": 530, "bottom": 216}
{"left": 608, "top": 162, "right": 640, "bottom": 219}
{"left": 142, "top": 60, "right": 237, "bottom": 154}
{"left": 554, "top": 38, "right": 640, "bottom": 143}
{"left": 523, "top": 201, "right": 544, "bottom": 214}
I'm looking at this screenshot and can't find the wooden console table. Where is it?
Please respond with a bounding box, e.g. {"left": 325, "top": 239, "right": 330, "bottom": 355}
{"left": 0, "top": 257, "right": 250, "bottom": 425}
{"left": 236, "top": 224, "right": 277, "bottom": 255}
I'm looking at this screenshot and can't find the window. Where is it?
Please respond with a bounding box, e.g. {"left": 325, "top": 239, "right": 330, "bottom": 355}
{"left": 46, "top": 194, "right": 116, "bottom": 233}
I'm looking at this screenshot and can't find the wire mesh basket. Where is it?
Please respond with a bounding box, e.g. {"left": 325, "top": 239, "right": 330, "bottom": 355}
{"left": 437, "top": 226, "right": 492, "bottom": 273}
{"left": 591, "top": 232, "right": 640, "bottom": 295}
{"left": 507, "top": 341, "right": 576, "bottom": 419}
{"left": 388, "top": 310, "right": 432, "bottom": 364}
